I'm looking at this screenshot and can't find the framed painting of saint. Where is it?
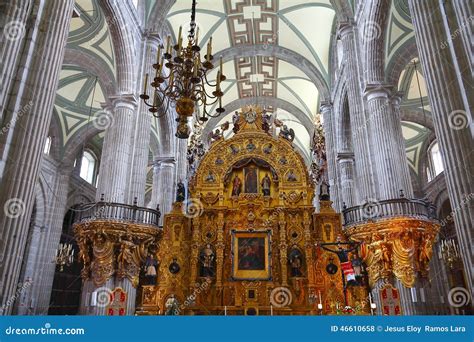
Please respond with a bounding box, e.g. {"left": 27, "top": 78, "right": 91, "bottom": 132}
{"left": 244, "top": 166, "right": 258, "bottom": 193}
{"left": 232, "top": 230, "right": 271, "bottom": 280}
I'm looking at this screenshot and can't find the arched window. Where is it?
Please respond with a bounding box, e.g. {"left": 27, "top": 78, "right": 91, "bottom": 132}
{"left": 43, "top": 136, "right": 52, "bottom": 155}
{"left": 80, "top": 151, "right": 97, "bottom": 185}
{"left": 427, "top": 141, "right": 444, "bottom": 182}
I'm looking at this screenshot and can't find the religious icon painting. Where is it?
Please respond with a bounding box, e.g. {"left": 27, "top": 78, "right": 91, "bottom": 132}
{"left": 231, "top": 230, "right": 271, "bottom": 280}
{"left": 380, "top": 284, "right": 402, "bottom": 315}
{"left": 105, "top": 287, "right": 127, "bottom": 316}
{"left": 243, "top": 166, "right": 258, "bottom": 193}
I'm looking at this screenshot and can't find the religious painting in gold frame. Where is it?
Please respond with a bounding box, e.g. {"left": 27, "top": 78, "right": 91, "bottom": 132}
{"left": 231, "top": 230, "right": 271, "bottom": 280}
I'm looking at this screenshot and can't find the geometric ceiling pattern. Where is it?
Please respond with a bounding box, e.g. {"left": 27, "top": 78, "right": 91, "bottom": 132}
{"left": 52, "top": 0, "right": 117, "bottom": 154}
{"left": 384, "top": 0, "right": 414, "bottom": 69}
{"left": 401, "top": 120, "right": 431, "bottom": 175}
{"left": 165, "top": 0, "right": 336, "bottom": 156}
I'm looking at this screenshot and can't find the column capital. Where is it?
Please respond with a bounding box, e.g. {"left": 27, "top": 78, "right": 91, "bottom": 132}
{"left": 338, "top": 20, "right": 355, "bottom": 38}
{"left": 390, "top": 91, "right": 405, "bottom": 107}
{"left": 363, "top": 83, "right": 394, "bottom": 101}
{"left": 109, "top": 94, "right": 139, "bottom": 110}
{"left": 145, "top": 32, "right": 162, "bottom": 46}
{"left": 153, "top": 156, "right": 176, "bottom": 168}
{"left": 319, "top": 101, "right": 333, "bottom": 113}
{"left": 337, "top": 151, "right": 355, "bottom": 161}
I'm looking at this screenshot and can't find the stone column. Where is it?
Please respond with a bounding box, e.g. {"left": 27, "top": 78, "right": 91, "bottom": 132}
{"left": 0, "top": 0, "right": 74, "bottom": 315}
{"left": 364, "top": 85, "right": 413, "bottom": 200}
{"left": 128, "top": 35, "right": 159, "bottom": 206}
{"left": 337, "top": 152, "right": 356, "bottom": 208}
{"left": 391, "top": 93, "right": 413, "bottom": 195}
{"left": 320, "top": 102, "right": 341, "bottom": 211}
{"left": 0, "top": 0, "right": 33, "bottom": 120}
{"left": 408, "top": 0, "right": 474, "bottom": 295}
{"left": 339, "top": 22, "right": 376, "bottom": 203}
{"left": 150, "top": 157, "right": 176, "bottom": 224}
{"left": 96, "top": 95, "right": 138, "bottom": 204}
{"left": 19, "top": 167, "right": 70, "bottom": 315}
{"left": 451, "top": 0, "right": 473, "bottom": 75}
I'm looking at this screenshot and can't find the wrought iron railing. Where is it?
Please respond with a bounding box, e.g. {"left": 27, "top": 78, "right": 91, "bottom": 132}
{"left": 342, "top": 198, "right": 438, "bottom": 227}
{"left": 72, "top": 201, "right": 161, "bottom": 227}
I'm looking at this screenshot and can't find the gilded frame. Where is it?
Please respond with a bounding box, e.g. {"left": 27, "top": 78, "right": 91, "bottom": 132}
{"left": 231, "top": 230, "right": 271, "bottom": 280}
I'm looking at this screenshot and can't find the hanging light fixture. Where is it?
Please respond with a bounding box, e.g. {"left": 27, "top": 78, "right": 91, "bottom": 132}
{"left": 140, "top": 0, "right": 226, "bottom": 139}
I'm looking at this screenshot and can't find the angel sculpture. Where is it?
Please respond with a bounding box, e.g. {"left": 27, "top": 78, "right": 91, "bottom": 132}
{"left": 279, "top": 125, "right": 295, "bottom": 142}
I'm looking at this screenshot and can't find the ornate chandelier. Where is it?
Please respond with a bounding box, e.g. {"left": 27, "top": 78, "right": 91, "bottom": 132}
{"left": 140, "top": 0, "right": 226, "bottom": 139}
{"left": 54, "top": 242, "right": 74, "bottom": 272}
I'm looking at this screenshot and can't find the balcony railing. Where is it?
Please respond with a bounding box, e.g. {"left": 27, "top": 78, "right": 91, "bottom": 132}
{"left": 72, "top": 201, "right": 161, "bottom": 227}
{"left": 342, "top": 198, "right": 438, "bottom": 227}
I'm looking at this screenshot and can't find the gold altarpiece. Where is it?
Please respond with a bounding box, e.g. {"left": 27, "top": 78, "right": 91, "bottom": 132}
{"left": 137, "top": 107, "right": 370, "bottom": 315}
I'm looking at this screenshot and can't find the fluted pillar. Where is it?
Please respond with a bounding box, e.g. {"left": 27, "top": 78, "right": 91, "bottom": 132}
{"left": 129, "top": 35, "right": 159, "bottom": 206}
{"left": 0, "top": 0, "right": 74, "bottom": 315}
{"left": 339, "top": 22, "right": 376, "bottom": 203}
{"left": 150, "top": 158, "right": 176, "bottom": 224}
{"left": 391, "top": 93, "right": 414, "bottom": 194}
{"left": 16, "top": 166, "right": 71, "bottom": 315}
{"left": 408, "top": 0, "right": 474, "bottom": 295}
{"left": 96, "top": 95, "right": 138, "bottom": 204}
{"left": 320, "top": 102, "right": 341, "bottom": 211}
{"left": 451, "top": 0, "right": 473, "bottom": 75}
{"left": 364, "top": 85, "right": 413, "bottom": 199}
{"left": 337, "top": 152, "right": 356, "bottom": 208}
{"left": 0, "top": 0, "right": 33, "bottom": 120}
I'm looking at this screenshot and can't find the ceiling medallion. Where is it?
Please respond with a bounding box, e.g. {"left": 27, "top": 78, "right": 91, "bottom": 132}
{"left": 140, "top": 0, "right": 226, "bottom": 139}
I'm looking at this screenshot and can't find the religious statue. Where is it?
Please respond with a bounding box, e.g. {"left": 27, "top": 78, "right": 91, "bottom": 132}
{"left": 381, "top": 243, "right": 392, "bottom": 273}
{"left": 143, "top": 253, "right": 159, "bottom": 285}
{"left": 165, "top": 294, "right": 179, "bottom": 315}
{"left": 262, "top": 111, "right": 272, "bottom": 133}
{"left": 208, "top": 129, "right": 222, "bottom": 143}
{"left": 279, "top": 125, "right": 295, "bottom": 142}
{"left": 244, "top": 167, "right": 258, "bottom": 193}
{"left": 117, "top": 237, "right": 135, "bottom": 279}
{"left": 290, "top": 252, "right": 303, "bottom": 277}
{"left": 199, "top": 244, "right": 215, "bottom": 277}
{"left": 231, "top": 175, "right": 242, "bottom": 197}
{"left": 176, "top": 181, "right": 185, "bottom": 202}
{"left": 287, "top": 169, "right": 298, "bottom": 182}
{"left": 261, "top": 173, "right": 271, "bottom": 196}
{"left": 232, "top": 111, "right": 240, "bottom": 133}
{"left": 205, "top": 171, "right": 215, "bottom": 182}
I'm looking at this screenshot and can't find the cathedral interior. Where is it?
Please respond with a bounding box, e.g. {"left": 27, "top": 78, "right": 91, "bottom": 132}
{"left": 0, "top": 0, "right": 472, "bottom": 317}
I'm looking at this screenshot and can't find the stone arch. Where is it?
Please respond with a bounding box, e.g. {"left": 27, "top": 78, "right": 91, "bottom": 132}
{"left": 99, "top": 0, "right": 139, "bottom": 93}
{"left": 335, "top": 84, "right": 352, "bottom": 152}
{"left": 385, "top": 39, "right": 419, "bottom": 87}
{"left": 215, "top": 45, "right": 330, "bottom": 101}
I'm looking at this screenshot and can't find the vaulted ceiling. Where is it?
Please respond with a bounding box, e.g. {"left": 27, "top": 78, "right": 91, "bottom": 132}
{"left": 165, "top": 0, "right": 336, "bottom": 158}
